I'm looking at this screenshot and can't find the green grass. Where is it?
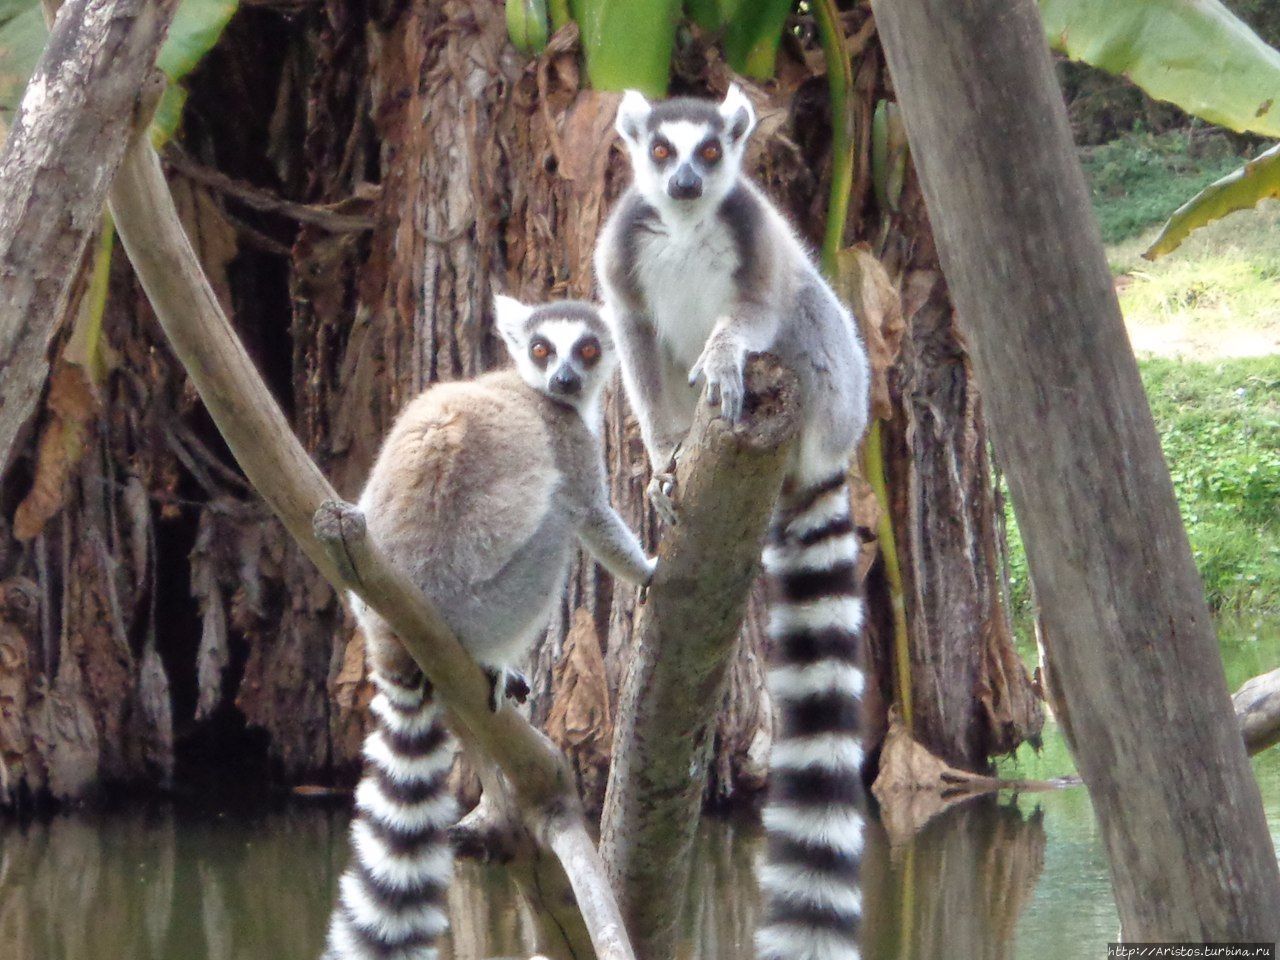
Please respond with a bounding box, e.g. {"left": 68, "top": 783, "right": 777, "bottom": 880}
{"left": 1001, "top": 131, "right": 1280, "bottom": 633}
{"left": 1144, "top": 356, "right": 1280, "bottom": 614}
{"left": 1005, "top": 354, "right": 1280, "bottom": 625}
{"left": 1078, "top": 128, "right": 1246, "bottom": 245}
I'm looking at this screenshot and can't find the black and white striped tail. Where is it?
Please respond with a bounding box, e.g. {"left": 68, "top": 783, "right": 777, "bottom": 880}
{"left": 757, "top": 471, "right": 866, "bottom": 960}
{"left": 325, "top": 669, "right": 457, "bottom": 960}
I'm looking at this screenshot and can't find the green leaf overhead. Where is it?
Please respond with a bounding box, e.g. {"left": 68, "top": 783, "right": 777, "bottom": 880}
{"left": 160, "top": 0, "right": 238, "bottom": 81}
{"left": 506, "top": 0, "right": 550, "bottom": 55}
{"left": 0, "top": 0, "right": 237, "bottom": 123}
{"left": 570, "top": 0, "right": 681, "bottom": 96}
{"left": 1040, "top": 0, "right": 1280, "bottom": 138}
{"left": 722, "top": 0, "right": 793, "bottom": 79}
{"left": 1145, "top": 142, "right": 1280, "bottom": 258}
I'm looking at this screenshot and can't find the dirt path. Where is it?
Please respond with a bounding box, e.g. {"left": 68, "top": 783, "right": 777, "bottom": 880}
{"left": 1123, "top": 310, "right": 1280, "bottom": 359}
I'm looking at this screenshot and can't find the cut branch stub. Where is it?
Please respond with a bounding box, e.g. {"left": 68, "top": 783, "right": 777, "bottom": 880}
{"left": 1233, "top": 668, "right": 1280, "bottom": 755}
{"left": 600, "top": 353, "right": 800, "bottom": 959}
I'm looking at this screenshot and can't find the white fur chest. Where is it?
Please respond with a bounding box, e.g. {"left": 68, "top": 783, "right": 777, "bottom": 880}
{"left": 635, "top": 216, "right": 738, "bottom": 367}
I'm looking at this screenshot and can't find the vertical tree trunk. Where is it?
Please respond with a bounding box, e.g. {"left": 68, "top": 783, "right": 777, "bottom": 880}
{"left": 876, "top": 178, "right": 1043, "bottom": 771}
{"left": 873, "top": 0, "right": 1280, "bottom": 938}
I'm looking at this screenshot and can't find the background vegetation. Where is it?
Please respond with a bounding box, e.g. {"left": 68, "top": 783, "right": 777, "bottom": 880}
{"left": 1004, "top": 65, "right": 1280, "bottom": 683}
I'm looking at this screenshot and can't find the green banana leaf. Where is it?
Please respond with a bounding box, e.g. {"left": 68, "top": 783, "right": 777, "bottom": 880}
{"left": 1144, "top": 141, "right": 1280, "bottom": 258}
{"left": 722, "top": 0, "right": 792, "bottom": 79}
{"left": 571, "top": 0, "right": 681, "bottom": 96}
{"left": 506, "top": 0, "right": 549, "bottom": 54}
{"left": 0, "top": 0, "right": 238, "bottom": 139}
{"left": 1040, "top": 0, "right": 1280, "bottom": 138}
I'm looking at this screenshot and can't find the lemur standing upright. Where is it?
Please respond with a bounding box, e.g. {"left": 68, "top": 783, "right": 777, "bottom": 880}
{"left": 324, "top": 297, "right": 655, "bottom": 960}
{"left": 596, "top": 86, "right": 871, "bottom": 960}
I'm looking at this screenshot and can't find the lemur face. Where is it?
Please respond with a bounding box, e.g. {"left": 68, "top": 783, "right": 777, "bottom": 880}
{"left": 493, "top": 296, "right": 616, "bottom": 408}
{"left": 614, "top": 85, "right": 757, "bottom": 210}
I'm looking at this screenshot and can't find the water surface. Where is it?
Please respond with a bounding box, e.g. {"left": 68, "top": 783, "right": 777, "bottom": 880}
{"left": 3, "top": 620, "right": 1276, "bottom": 960}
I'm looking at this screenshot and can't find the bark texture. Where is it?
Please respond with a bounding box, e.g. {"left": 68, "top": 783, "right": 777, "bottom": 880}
{"left": 0, "top": 0, "right": 177, "bottom": 475}
{"left": 876, "top": 191, "right": 1043, "bottom": 771}
{"left": 873, "top": 0, "right": 1280, "bottom": 939}
{"left": 0, "top": 0, "right": 1041, "bottom": 812}
{"left": 599, "top": 358, "right": 799, "bottom": 959}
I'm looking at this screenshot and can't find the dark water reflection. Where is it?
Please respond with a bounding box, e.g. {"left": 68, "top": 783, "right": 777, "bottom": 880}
{"left": 0, "top": 792, "right": 1099, "bottom": 960}
{"left": 12, "top": 624, "right": 1277, "bottom": 958}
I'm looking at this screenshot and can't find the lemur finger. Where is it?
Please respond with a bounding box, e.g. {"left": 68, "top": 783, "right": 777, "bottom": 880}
{"left": 647, "top": 474, "right": 679, "bottom": 526}
{"left": 721, "top": 381, "right": 744, "bottom": 421}
{"left": 706, "top": 381, "right": 722, "bottom": 407}
{"left": 504, "top": 670, "right": 531, "bottom": 705}
{"left": 485, "top": 668, "right": 504, "bottom": 713}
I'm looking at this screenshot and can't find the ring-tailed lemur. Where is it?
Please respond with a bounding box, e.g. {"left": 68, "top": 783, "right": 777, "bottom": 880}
{"left": 595, "top": 85, "right": 870, "bottom": 960}
{"left": 324, "top": 297, "right": 655, "bottom": 960}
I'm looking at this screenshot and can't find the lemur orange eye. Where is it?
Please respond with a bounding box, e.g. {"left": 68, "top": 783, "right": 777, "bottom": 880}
{"left": 578, "top": 340, "right": 601, "bottom": 364}
{"left": 700, "top": 142, "right": 722, "bottom": 163}
{"left": 651, "top": 141, "right": 671, "bottom": 162}
{"left": 530, "top": 340, "right": 552, "bottom": 363}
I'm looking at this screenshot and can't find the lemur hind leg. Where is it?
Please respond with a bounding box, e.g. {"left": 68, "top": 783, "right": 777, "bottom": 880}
{"left": 646, "top": 441, "right": 684, "bottom": 526}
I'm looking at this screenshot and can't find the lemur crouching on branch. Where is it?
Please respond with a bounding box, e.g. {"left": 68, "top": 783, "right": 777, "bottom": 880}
{"left": 596, "top": 85, "right": 871, "bottom": 960}
{"left": 324, "top": 297, "right": 654, "bottom": 960}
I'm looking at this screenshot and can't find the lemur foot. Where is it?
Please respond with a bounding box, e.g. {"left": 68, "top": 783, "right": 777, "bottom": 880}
{"left": 647, "top": 472, "right": 678, "bottom": 526}
{"left": 485, "top": 667, "right": 530, "bottom": 712}
{"left": 639, "top": 557, "right": 659, "bottom": 605}
{"left": 688, "top": 341, "right": 745, "bottom": 422}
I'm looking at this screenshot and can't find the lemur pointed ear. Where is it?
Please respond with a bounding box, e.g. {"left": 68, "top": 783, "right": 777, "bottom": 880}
{"left": 616, "top": 90, "right": 652, "bottom": 146}
{"left": 493, "top": 294, "right": 532, "bottom": 350}
{"left": 719, "top": 83, "right": 756, "bottom": 145}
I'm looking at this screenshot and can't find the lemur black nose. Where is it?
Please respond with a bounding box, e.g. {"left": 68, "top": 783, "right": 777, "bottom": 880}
{"left": 550, "top": 367, "right": 582, "bottom": 396}
{"left": 668, "top": 164, "right": 703, "bottom": 200}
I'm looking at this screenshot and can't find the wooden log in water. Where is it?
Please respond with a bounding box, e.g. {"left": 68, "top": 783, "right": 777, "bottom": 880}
{"left": 1234, "top": 668, "right": 1280, "bottom": 755}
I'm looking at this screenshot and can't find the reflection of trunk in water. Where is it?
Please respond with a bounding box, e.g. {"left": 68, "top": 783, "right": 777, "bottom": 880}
{"left": 863, "top": 796, "right": 1047, "bottom": 960}
{"left": 0, "top": 799, "right": 1044, "bottom": 960}
{"left": 0, "top": 807, "right": 347, "bottom": 960}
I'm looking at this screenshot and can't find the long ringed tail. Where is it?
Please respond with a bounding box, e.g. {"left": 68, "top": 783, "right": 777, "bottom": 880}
{"left": 757, "top": 471, "right": 866, "bottom": 960}
{"left": 325, "top": 668, "right": 457, "bottom": 960}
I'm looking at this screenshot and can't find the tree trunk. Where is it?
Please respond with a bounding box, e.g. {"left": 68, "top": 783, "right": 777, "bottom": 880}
{"left": 599, "top": 359, "right": 798, "bottom": 959}
{"left": 0, "top": 0, "right": 1041, "bottom": 817}
{"left": 876, "top": 186, "right": 1043, "bottom": 772}
{"left": 873, "top": 0, "right": 1280, "bottom": 938}
{"left": 0, "top": 0, "right": 177, "bottom": 475}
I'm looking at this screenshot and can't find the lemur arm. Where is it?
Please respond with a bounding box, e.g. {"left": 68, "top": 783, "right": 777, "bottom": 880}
{"left": 687, "top": 186, "right": 785, "bottom": 421}
{"left": 688, "top": 301, "right": 779, "bottom": 422}
{"left": 579, "top": 509, "right": 655, "bottom": 586}
{"left": 578, "top": 483, "right": 656, "bottom": 586}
